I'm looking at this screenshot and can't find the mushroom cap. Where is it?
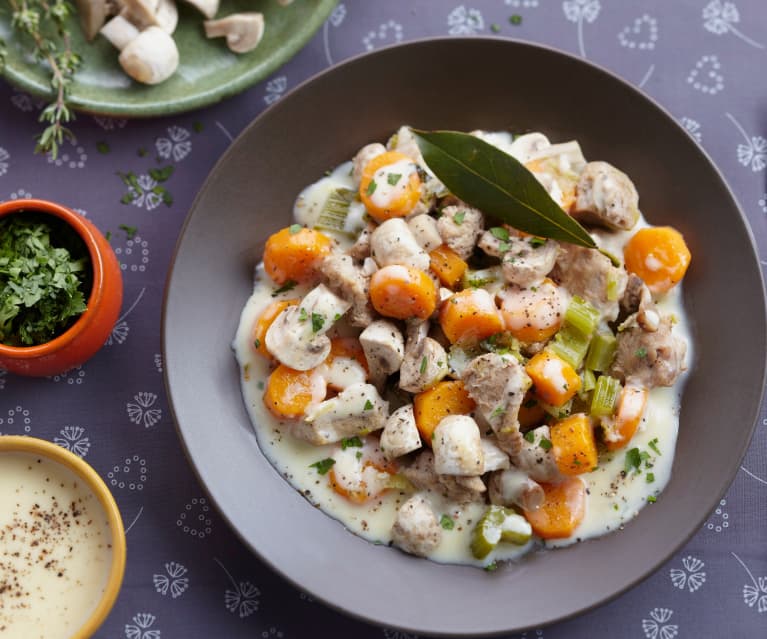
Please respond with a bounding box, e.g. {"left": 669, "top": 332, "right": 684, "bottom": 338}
{"left": 204, "top": 12, "right": 265, "bottom": 54}
{"left": 118, "top": 26, "right": 179, "bottom": 85}
{"left": 76, "top": 0, "right": 110, "bottom": 41}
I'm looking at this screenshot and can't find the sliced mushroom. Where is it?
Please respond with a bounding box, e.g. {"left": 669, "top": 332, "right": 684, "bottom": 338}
{"left": 359, "top": 320, "right": 405, "bottom": 387}
{"left": 100, "top": 14, "right": 140, "bottom": 50}
{"left": 380, "top": 404, "right": 421, "bottom": 459}
{"left": 264, "top": 283, "right": 351, "bottom": 371}
{"left": 118, "top": 26, "right": 179, "bottom": 85}
{"left": 204, "top": 12, "right": 264, "bottom": 53}
{"left": 179, "top": 0, "right": 218, "bottom": 19}
{"left": 77, "top": 0, "right": 110, "bottom": 41}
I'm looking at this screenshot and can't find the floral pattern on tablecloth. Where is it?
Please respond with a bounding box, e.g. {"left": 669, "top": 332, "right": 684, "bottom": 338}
{"left": 1, "top": 1, "right": 765, "bottom": 636}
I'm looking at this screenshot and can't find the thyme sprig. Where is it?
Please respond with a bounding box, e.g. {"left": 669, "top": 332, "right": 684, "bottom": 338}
{"left": 2, "top": 0, "right": 82, "bottom": 159}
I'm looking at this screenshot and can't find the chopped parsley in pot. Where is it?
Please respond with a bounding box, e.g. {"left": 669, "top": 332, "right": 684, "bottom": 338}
{"left": 0, "top": 212, "right": 91, "bottom": 346}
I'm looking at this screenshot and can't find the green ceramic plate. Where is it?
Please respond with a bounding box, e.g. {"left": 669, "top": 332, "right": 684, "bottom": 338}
{"left": 0, "top": 0, "right": 337, "bottom": 116}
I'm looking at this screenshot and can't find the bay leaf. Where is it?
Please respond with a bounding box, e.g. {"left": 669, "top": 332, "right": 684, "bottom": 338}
{"left": 412, "top": 129, "right": 596, "bottom": 248}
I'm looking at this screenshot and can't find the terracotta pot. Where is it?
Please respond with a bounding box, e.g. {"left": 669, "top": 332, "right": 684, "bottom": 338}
{"left": 0, "top": 199, "right": 123, "bottom": 376}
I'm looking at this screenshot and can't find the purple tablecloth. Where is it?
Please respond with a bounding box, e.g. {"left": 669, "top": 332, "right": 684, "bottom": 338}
{"left": 1, "top": 1, "right": 766, "bottom": 636}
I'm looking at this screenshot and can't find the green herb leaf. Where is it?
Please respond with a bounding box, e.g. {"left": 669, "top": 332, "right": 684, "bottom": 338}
{"left": 484, "top": 561, "right": 499, "bottom": 572}
{"left": 341, "top": 436, "right": 363, "bottom": 450}
{"left": 539, "top": 437, "right": 553, "bottom": 451}
{"left": 193, "top": 121, "right": 204, "bottom": 133}
{"left": 529, "top": 237, "right": 547, "bottom": 248}
{"left": 366, "top": 180, "right": 377, "bottom": 196}
{"left": 254, "top": 338, "right": 261, "bottom": 349}
{"left": 490, "top": 405, "right": 506, "bottom": 420}
{"left": 289, "top": 224, "right": 302, "bottom": 235}
{"left": 387, "top": 173, "right": 402, "bottom": 186}
{"left": 411, "top": 129, "right": 596, "bottom": 248}
{"left": 635, "top": 347, "right": 647, "bottom": 359}
{"left": 453, "top": 211, "right": 466, "bottom": 225}
{"left": 648, "top": 438, "right": 661, "bottom": 455}
{"left": 149, "top": 165, "right": 174, "bottom": 183}
{"left": 509, "top": 14, "right": 522, "bottom": 25}
{"left": 646, "top": 472, "right": 655, "bottom": 483}
{"left": 356, "top": 451, "right": 363, "bottom": 460}
{"left": 491, "top": 23, "right": 501, "bottom": 33}
{"left": 137, "top": 147, "right": 148, "bottom": 157}
{"left": 647, "top": 495, "right": 657, "bottom": 503}
{"left": 272, "top": 280, "right": 297, "bottom": 297}
{"left": 420, "top": 356, "right": 428, "bottom": 374}
{"left": 524, "top": 430, "right": 535, "bottom": 443}
{"left": 490, "top": 226, "right": 510, "bottom": 241}
{"left": 311, "top": 313, "right": 325, "bottom": 333}
{"left": 624, "top": 447, "right": 642, "bottom": 474}
{"left": 119, "top": 224, "right": 137, "bottom": 240}
{"left": 309, "top": 458, "right": 335, "bottom": 475}
{"left": 363, "top": 400, "right": 374, "bottom": 411}
{"left": 440, "top": 514, "right": 455, "bottom": 530}
{"left": 96, "top": 141, "right": 110, "bottom": 154}
{"left": 105, "top": 231, "right": 112, "bottom": 242}
{"left": 298, "top": 307, "right": 309, "bottom": 322}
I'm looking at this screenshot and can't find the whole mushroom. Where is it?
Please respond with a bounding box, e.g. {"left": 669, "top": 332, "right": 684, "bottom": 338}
{"left": 204, "top": 12, "right": 265, "bottom": 54}
{"left": 118, "top": 26, "right": 180, "bottom": 85}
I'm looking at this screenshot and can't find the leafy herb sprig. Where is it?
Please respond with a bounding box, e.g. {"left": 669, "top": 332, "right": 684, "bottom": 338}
{"left": 1, "top": 0, "right": 82, "bottom": 159}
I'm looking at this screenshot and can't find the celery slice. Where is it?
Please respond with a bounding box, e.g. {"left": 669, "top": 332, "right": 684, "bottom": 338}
{"left": 564, "top": 295, "right": 600, "bottom": 337}
{"left": 471, "top": 505, "right": 532, "bottom": 560}
{"left": 315, "top": 188, "right": 355, "bottom": 233}
{"left": 591, "top": 375, "right": 622, "bottom": 417}
{"left": 578, "top": 368, "right": 596, "bottom": 401}
{"left": 585, "top": 331, "right": 617, "bottom": 372}
{"left": 548, "top": 327, "right": 590, "bottom": 369}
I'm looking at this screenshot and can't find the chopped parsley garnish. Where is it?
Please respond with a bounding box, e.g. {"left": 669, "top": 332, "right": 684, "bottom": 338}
{"left": 254, "top": 338, "right": 261, "bottom": 349}
{"left": 420, "top": 356, "right": 428, "bottom": 374}
{"left": 309, "top": 458, "right": 336, "bottom": 475}
{"left": 333, "top": 313, "right": 341, "bottom": 322}
{"left": 440, "top": 514, "right": 455, "bottom": 530}
{"left": 289, "top": 223, "right": 302, "bottom": 234}
{"left": 366, "top": 180, "right": 377, "bottom": 196}
{"left": 271, "top": 280, "right": 297, "bottom": 296}
{"left": 355, "top": 451, "right": 363, "bottom": 460}
{"left": 646, "top": 472, "right": 655, "bottom": 483}
{"left": 193, "top": 121, "right": 204, "bottom": 133}
{"left": 96, "top": 141, "right": 110, "bottom": 154}
{"left": 648, "top": 438, "right": 661, "bottom": 455}
{"left": 624, "top": 447, "right": 642, "bottom": 474}
{"left": 311, "top": 313, "right": 325, "bottom": 333}
{"left": 137, "top": 147, "right": 148, "bottom": 157}
{"left": 0, "top": 215, "right": 89, "bottom": 346}
{"left": 491, "top": 23, "right": 501, "bottom": 33}
{"left": 539, "top": 437, "right": 553, "bottom": 451}
{"left": 484, "top": 561, "right": 498, "bottom": 572}
{"left": 453, "top": 211, "right": 466, "bottom": 225}
{"left": 490, "top": 226, "right": 510, "bottom": 242}
{"left": 498, "top": 241, "right": 511, "bottom": 253}
{"left": 105, "top": 231, "right": 112, "bottom": 242}
{"left": 387, "top": 173, "right": 402, "bottom": 186}
{"left": 119, "top": 224, "right": 138, "bottom": 240}
{"left": 491, "top": 405, "right": 506, "bottom": 420}
{"left": 298, "top": 307, "right": 309, "bottom": 322}
{"left": 257, "top": 380, "right": 264, "bottom": 390}
{"left": 149, "top": 165, "right": 174, "bottom": 183}
{"left": 635, "top": 347, "right": 648, "bottom": 359}
{"left": 529, "top": 237, "right": 547, "bottom": 248}
{"left": 341, "top": 436, "right": 363, "bottom": 450}
{"left": 524, "top": 430, "right": 536, "bottom": 443}
{"left": 363, "top": 399, "right": 374, "bottom": 411}
{"left": 647, "top": 495, "right": 657, "bottom": 503}
{"left": 509, "top": 14, "right": 522, "bottom": 25}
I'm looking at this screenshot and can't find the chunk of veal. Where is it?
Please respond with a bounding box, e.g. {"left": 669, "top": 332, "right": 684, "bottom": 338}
{"left": 318, "top": 253, "right": 375, "bottom": 327}
{"left": 399, "top": 336, "right": 448, "bottom": 393}
{"left": 370, "top": 218, "right": 430, "bottom": 270}
{"left": 359, "top": 320, "right": 405, "bottom": 386}
{"left": 352, "top": 143, "right": 386, "bottom": 187}
{"left": 432, "top": 415, "right": 485, "bottom": 476}
{"left": 403, "top": 450, "right": 486, "bottom": 503}
{"left": 488, "top": 468, "right": 545, "bottom": 512}
{"left": 481, "top": 438, "right": 511, "bottom": 472}
{"left": 265, "top": 283, "right": 351, "bottom": 371}
{"left": 572, "top": 161, "right": 640, "bottom": 231}
{"left": 621, "top": 273, "right": 660, "bottom": 332}
{"left": 461, "top": 353, "right": 532, "bottom": 456}
{"left": 479, "top": 230, "right": 559, "bottom": 288}
{"left": 437, "top": 205, "right": 484, "bottom": 260}
{"left": 550, "top": 244, "right": 628, "bottom": 322}
{"left": 610, "top": 316, "right": 687, "bottom": 388}
{"left": 380, "top": 404, "right": 422, "bottom": 459}
{"left": 295, "top": 383, "right": 388, "bottom": 445}
{"left": 391, "top": 495, "right": 442, "bottom": 557}
{"left": 511, "top": 425, "right": 562, "bottom": 483}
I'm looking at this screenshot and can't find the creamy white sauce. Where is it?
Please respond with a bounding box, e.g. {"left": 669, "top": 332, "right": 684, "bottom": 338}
{"left": 368, "top": 159, "right": 419, "bottom": 210}
{"left": 234, "top": 132, "right": 692, "bottom": 567}
{"left": 0, "top": 453, "right": 114, "bottom": 639}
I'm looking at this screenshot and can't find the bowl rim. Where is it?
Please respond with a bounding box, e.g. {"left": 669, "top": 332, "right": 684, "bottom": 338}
{"left": 0, "top": 435, "right": 127, "bottom": 638}
{"left": 0, "top": 199, "right": 107, "bottom": 356}
{"left": 162, "top": 36, "right": 767, "bottom": 636}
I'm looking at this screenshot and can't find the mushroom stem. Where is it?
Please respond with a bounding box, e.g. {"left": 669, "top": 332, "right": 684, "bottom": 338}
{"left": 204, "top": 12, "right": 265, "bottom": 54}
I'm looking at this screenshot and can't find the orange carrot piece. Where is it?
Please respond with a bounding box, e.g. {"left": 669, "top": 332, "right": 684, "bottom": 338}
{"left": 550, "top": 413, "right": 598, "bottom": 475}
{"left": 500, "top": 279, "right": 563, "bottom": 343}
{"left": 263, "top": 364, "right": 318, "bottom": 419}
{"left": 413, "top": 380, "right": 476, "bottom": 444}
{"left": 523, "top": 477, "right": 586, "bottom": 539}
{"left": 359, "top": 151, "right": 422, "bottom": 222}
{"left": 263, "top": 226, "right": 332, "bottom": 285}
{"left": 252, "top": 299, "right": 299, "bottom": 358}
{"left": 603, "top": 385, "right": 648, "bottom": 451}
{"left": 623, "top": 226, "right": 691, "bottom": 294}
{"left": 525, "top": 351, "right": 581, "bottom": 407}
{"left": 439, "top": 288, "right": 505, "bottom": 344}
{"left": 429, "top": 244, "right": 468, "bottom": 288}
{"left": 369, "top": 265, "right": 437, "bottom": 320}
{"left": 328, "top": 460, "right": 394, "bottom": 504}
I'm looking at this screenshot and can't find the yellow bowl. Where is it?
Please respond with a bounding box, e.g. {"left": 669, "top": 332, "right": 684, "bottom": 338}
{"left": 0, "top": 436, "right": 126, "bottom": 638}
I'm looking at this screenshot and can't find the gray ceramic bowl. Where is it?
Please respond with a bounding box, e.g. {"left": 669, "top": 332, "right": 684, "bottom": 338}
{"left": 163, "top": 38, "right": 766, "bottom": 636}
